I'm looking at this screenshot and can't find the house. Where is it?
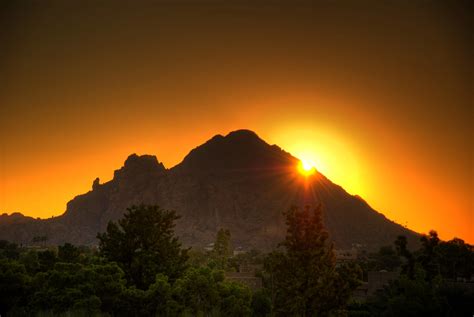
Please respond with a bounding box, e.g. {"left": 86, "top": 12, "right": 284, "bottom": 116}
{"left": 224, "top": 262, "right": 263, "bottom": 290}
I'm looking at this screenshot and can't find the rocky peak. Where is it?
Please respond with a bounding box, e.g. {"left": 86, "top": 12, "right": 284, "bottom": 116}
{"left": 0, "top": 130, "right": 421, "bottom": 250}
{"left": 225, "top": 129, "right": 262, "bottom": 141}
{"left": 0, "top": 212, "right": 35, "bottom": 224}
{"left": 92, "top": 177, "right": 100, "bottom": 191}
{"left": 113, "top": 154, "right": 166, "bottom": 179}
{"left": 174, "top": 129, "right": 297, "bottom": 173}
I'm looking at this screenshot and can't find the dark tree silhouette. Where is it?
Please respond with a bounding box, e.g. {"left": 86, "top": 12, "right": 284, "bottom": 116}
{"left": 58, "top": 243, "right": 80, "bottom": 263}
{"left": 211, "top": 228, "right": 232, "bottom": 270}
{"left": 437, "top": 237, "right": 474, "bottom": 280}
{"left": 395, "top": 235, "right": 415, "bottom": 279}
{"left": 419, "top": 230, "right": 441, "bottom": 280}
{"left": 266, "top": 205, "right": 360, "bottom": 316}
{"left": 97, "top": 205, "right": 188, "bottom": 289}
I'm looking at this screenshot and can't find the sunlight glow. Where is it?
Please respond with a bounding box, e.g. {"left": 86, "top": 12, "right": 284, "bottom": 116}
{"left": 271, "top": 125, "right": 363, "bottom": 194}
{"left": 297, "top": 159, "right": 317, "bottom": 176}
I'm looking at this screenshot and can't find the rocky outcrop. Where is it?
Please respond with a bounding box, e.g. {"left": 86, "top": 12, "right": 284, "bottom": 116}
{"left": 0, "top": 130, "right": 419, "bottom": 250}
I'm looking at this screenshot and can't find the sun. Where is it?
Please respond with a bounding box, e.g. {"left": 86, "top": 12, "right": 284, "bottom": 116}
{"left": 297, "top": 159, "right": 316, "bottom": 176}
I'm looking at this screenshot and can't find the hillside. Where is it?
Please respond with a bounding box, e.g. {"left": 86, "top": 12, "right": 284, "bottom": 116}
{"left": 0, "top": 130, "right": 419, "bottom": 250}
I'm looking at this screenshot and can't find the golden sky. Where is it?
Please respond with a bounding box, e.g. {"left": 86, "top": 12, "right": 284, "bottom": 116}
{"left": 0, "top": 1, "right": 472, "bottom": 242}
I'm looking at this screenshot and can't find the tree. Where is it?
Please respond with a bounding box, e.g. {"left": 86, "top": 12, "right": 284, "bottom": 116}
{"left": 419, "top": 230, "right": 441, "bottom": 281}
{"left": 89, "top": 263, "right": 127, "bottom": 314}
{"left": 364, "top": 232, "right": 474, "bottom": 317}
{"left": 147, "top": 274, "right": 174, "bottom": 315}
{"left": 37, "top": 249, "right": 57, "bottom": 272}
{"left": 171, "top": 266, "right": 252, "bottom": 316}
{"left": 29, "top": 262, "right": 102, "bottom": 314}
{"left": 171, "top": 267, "right": 223, "bottom": 315}
{"left": 0, "top": 240, "right": 20, "bottom": 260}
{"left": 114, "top": 273, "right": 173, "bottom": 316}
{"left": 436, "top": 238, "right": 474, "bottom": 280}
{"left": 19, "top": 250, "right": 39, "bottom": 274}
{"left": 395, "top": 235, "right": 415, "bottom": 279}
{"left": 219, "top": 280, "right": 252, "bottom": 317}
{"left": 97, "top": 205, "right": 188, "bottom": 289}
{"left": 373, "top": 246, "right": 402, "bottom": 271}
{"left": 266, "top": 205, "right": 361, "bottom": 316}
{"left": 0, "top": 259, "right": 30, "bottom": 315}
{"left": 251, "top": 289, "right": 272, "bottom": 317}
{"left": 58, "top": 243, "right": 80, "bottom": 263}
{"left": 369, "top": 265, "right": 444, "bottom": 317}
{"left": 212, "top": 228, "right": 232, "bottom": 270}
{"left": 187, "top": 248, "right": 209, "bottom": 267}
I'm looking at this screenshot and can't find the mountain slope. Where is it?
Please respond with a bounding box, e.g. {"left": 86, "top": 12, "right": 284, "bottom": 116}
{"left": 0, "top": 130, "right": 419, "bottom": 250}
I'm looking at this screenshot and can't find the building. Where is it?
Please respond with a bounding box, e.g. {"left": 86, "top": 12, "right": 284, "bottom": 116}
{"left": 335, "top": 248, "right": 358, "bottom": 261}
{"left": 224, "top": 262, "right": 263, "bottom": 290}
{"left": 352, "top": 270, "right": 399, "bottom": 302}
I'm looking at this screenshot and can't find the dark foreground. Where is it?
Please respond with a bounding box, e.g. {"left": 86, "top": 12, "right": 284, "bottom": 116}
{"left": 1, "top": 205, "right": 473, "bottom": 316}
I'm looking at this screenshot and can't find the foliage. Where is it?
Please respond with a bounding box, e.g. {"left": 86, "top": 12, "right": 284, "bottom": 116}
{"left": 251, "top": 289, "right": 272, "bottom": 317}
{"left": 0, "top": 259, "right": 31, "bottom": 315}
{"left": 218, "top": 280, "right": 252, "bottom": 316}
{"left": 264, "top": 205, "right": 361, "bottom": 316}
{"left": 355, "top": 246, "right": 401, "bottom": 281}
{"left": 436, "top": 237, "right": 474, "bottom": 280}
{"left": 19, "top": 249, "right": 40, "bottom": 274}
{"left": 37, "top": 249, "right": 57, "bottom": 273}
{"left": 394, "top": 235, "right": 415, "bottom": 278}
{"left": 171, "top": 266, "right": 223, "bottom": 315}
{"left": 366, "top": 264, "right": 474, "bottom": 316}
{"left": 187, "top": 248, "right": 209, "bottom": 268}
{"left": 1, "top": 205, "right": 473, "bottom": 316}
{"left": 29, "top": 262, "right": 126, "bottom": 314}
{"left": 97, "top": 204, "right": 189, "bottom": 289}
{"left": 352, "top": 232, "right": 474, "bottom": 316}
{"left": 372, "top": 246, "right": 401, "bottom": 272}
{"left": 0, "top": 240, "right": 20, "bottom": 260}
{"left": 211, "top": 228, "right": 233, "bottom": 270}
{"left": 58, "top": 243, "right": 80, "bottom": 263}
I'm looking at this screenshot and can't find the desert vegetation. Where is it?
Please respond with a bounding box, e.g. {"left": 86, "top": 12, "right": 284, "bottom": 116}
{"left": 0, "top": 205, "right": 473, "bottom": 316}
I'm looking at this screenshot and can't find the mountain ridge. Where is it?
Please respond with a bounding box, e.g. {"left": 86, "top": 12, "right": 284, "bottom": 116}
{"left": 0, "top": 129, "right": 420, "bottom": 250}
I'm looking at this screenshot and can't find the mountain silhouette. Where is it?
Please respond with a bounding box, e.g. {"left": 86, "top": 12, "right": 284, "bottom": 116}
{"left": 0, "top": 129, "right": 419, "bottom": 250}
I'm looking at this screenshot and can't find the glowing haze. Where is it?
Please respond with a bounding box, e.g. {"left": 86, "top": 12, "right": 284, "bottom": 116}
{"left": 0, "top": 1, "right": 472, "bottom": 242}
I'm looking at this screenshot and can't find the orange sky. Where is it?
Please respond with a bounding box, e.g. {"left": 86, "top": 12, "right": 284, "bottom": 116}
{"left": 1, "top": 1, "right": 472, "bottom": 243}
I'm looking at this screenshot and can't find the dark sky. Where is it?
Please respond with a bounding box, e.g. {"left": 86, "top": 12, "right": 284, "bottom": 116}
{"left": 0, "top": 0, "right": 472, "bottom": 241}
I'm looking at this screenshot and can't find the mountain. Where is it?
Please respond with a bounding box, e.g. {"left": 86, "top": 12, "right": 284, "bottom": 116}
{"left": 0, "top": 129, "right": 419, "bottom": 250}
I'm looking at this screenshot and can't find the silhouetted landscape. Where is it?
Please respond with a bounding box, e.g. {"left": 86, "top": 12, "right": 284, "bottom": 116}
{"left": 0, "top": 130, "right": 419, "bottom": 250}
{"left": 1, "top": 0, "right": 472, "bottom": 315}
{"left": 1, "top": 130, "right": 473, "bottom": 316}
{"left": 1, "top": 204, "right": 473, "bottom": 316}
